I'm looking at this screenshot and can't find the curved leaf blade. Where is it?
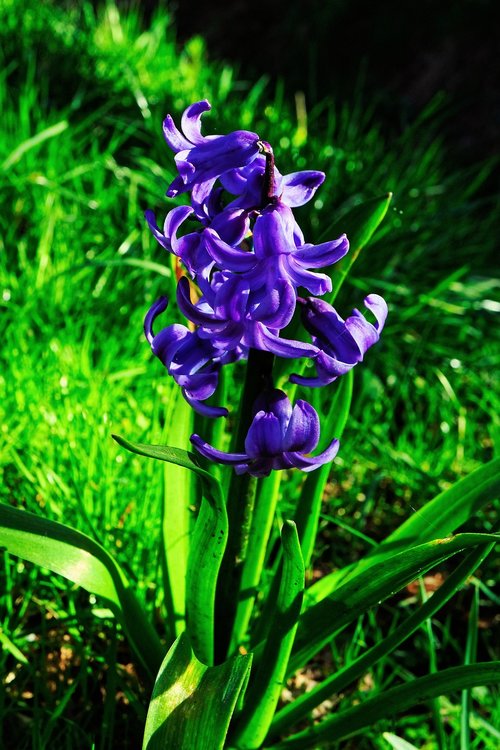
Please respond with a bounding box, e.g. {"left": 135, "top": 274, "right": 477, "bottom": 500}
{"left": 0, "top": 503, "right": 164, "bottom": 680}
{"left": 269, "top": 539, "right": 495, "bottom": 738}
{"left": 270, "top": 662, "right": 500, "bottom": 749}
{"left": 307, "top": 457, "right": 500, "bottom": 605}
{"left": 323, "top": 192, "right": 393, "bottom": 305}
{"left": 289, "top": 533, "right": 499, "bottom": 673}
{"left": 381, "top": 457, "right": 500, "bottom": 550}
{"left": 295, "top": 370, "right": 353, "bottom": 568}
{"left": 142, "top": 633, "right": 252, "bottom": 750}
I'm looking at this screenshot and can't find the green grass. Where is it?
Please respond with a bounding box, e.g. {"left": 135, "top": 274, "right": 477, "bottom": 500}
{"left": 0, "top": 1, "right": 498, "bottom": 748}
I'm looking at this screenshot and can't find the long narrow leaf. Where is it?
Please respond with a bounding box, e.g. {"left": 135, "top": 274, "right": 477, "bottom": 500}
{"left": 113, "top": 435, "right": 227, "bottom": 665}
{"left": 288, "top": 533, "right": 499, "bottom": 673}
{"left": 307, "top": 457, "right": 500, "bottom": 605}
{"left": 380, "top": 457, "right": 500, "bottom": 550}
{"left": 143, "top": 633, "right": 252, "bottom": 750}
{"left": 269, "top": 662, "right": 500, "bottom": 749}
{"left": 461, "top": 584, "right": 479, "bottom": 749}
{"left": 269, "top": 539, "right": 495, "bottom": 738}
{"left": 232, "top": 522, "right": 304, "bottom": 749}
{"left": 0, "top": 503, "right": 163, "bottom": 680}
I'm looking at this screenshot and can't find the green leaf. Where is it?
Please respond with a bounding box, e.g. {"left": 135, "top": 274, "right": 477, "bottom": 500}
{"left": 380, "top": 457, "right": 500, "bottom": 550}
{"left": 269, "top": 663, "right": 500, "bottom": 749}
{"left": 382, "top": 734, "right": 421, "bottom": 750}
{"left": 232, "top": 522, "right": 304, "bottom": 749}
{"left": 142, "top": 633, "right": 252, "bottom": 750}
{"left": 269, "top": 539, "right": 495, "bottom": 738}
{"left": 322, "top": 192, "right": 393, "bottom": 305}
{"left": 461, "top": 584, "right": 480, "bottom": 749}
{"left": 308, "top": 457, "right": 500, "bottom": 604}
{"left": 0, "top": 503, "right": 163, "bottom": 680}
{"left": 288, "top": 533, "right": 499, "bottom": 673}
{"left": 113, "top": 435, "right": 227, "bottom": 665}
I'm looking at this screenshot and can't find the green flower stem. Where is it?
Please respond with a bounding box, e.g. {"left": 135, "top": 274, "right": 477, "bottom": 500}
{"left": 229, "top": 470, "right": 283, "bottom": 653}
{"left": 215, "top": 348, "right": 274, "bottom": 662}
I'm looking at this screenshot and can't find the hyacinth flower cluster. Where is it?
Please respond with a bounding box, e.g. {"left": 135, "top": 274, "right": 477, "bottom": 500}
{"left": 145, "top": 100, "right": 387, "bottom": 477}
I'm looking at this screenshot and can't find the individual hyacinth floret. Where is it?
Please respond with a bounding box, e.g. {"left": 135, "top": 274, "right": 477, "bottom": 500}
{"left": 290, "top": 295, "right": 388, "bottom": 387}
{"left": 191, "top": 390, "right": 340, "bottom": 478}
{"left": 144, "top": 100, "right": 387, "bottom": 474}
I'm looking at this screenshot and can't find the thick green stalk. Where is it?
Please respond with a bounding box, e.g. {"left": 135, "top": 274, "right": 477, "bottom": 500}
{"left": 229, "top": 470, "right": 283, "bottom": 652}
{"left": 215, "top": 348, "right": 274, "bottom": 661}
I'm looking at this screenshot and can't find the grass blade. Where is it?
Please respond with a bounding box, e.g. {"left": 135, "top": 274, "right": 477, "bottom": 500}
{"left": 294, "top": 370, "right": 353, "bottom": 568}
{"left": 460, "top": 584, "right": 479, "bottom": 749}
{"left": 270, "top": 663, "right": 500, "bottom": 749}
{"left": 288, "top": 533, "right": 499, "bottom": 673}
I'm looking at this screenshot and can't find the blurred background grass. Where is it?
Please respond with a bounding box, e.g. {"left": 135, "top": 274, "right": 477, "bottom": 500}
{"left": 0, "top": 1, "right": 498, "bottom": 748}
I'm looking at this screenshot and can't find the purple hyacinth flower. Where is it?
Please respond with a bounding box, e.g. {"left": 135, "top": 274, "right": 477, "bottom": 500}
{"left": 202, "top": 200, "right": 349, "bottom": 296}
{"left": 191, "top": 389, "right": 340, "bottom": 477}
{"left": 144, "top": 296, "right": 232, "bottom": 417}
{"left": 163, "top": 100, "right": 261, "bottom": 197}
{"left": 176, "top": 276, "right": 319, "bottom": 360}
{"left": 203, "top": 202, "right": 349, "bottom": 295}
{"left": 290, "top": 295, "right": 388, "bottom": 387}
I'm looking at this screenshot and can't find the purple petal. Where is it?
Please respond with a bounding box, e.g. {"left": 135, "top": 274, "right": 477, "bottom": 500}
{"left": 289, "top": 372, "right": 328, "bottom": 388}
{"left": 182, "top": 389, "right": 228, "bottom": 418}
{"left": 202, "top": 228, "right": 256, "bottom": 272}
{"left": 250, "top": 279, "right": 296, "bottom": 328}
{"left": 293, "top": 234, "right": 349, "bottom": 268}
{"left": 162, "top": 115, "right": 192, "bottom": 152}
{"left": 285, "top": 438, "right": 340, "bottom": 472}
{"left": 365, "top": 294, "right": 388, "bottom": 330}
{"left": 252, "top": 389, "right": 293, "bottom": 429}
{"left": 245, "top": 412, "right": 283, "bottom": 457}
{"left": 252, "top": 324, "right": 319, "bottom": 359}
{"left": 211, "top": 208, "right": 251, "bottom": 247}
{"left": 283, "top": 400, "right": 320, "bottom": 452}
{"left": 190, "top": 434, "right": 249, "bottom": 465}
{"left": 344, "top": 313, "right": 380, "bottom": 353}
{"left": 285, "top": 258, "right": 332, "bottom": 295}
{"left": 166, "top": 175, "right": 187, "bottom": 198}
{"left": 176, "top": 277, "right": 218, "bottom": 326}
{"left": 180, "top": 100, "right": 212, "bottom": 145}
{"left": 214, "top": 276, "right": 250, "bottom": 321}
{"left": 280, "top": 170, "right": 325, "bottom": 207}
{"left": 253, "top": 205, "right": 295, "bottom": 259}
{"left": 243, "top": 458, "right": 275, "bottom": 478}
{"left": 144, "top": 296, "right": 169, "bottom": 344}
